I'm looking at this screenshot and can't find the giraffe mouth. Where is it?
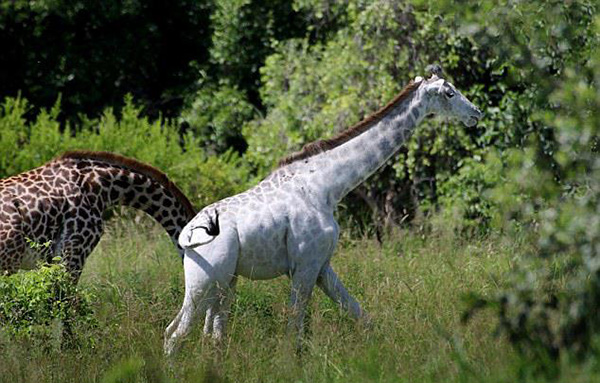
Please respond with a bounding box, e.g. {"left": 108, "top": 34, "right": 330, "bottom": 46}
{"left": 465, "top": 115, "right": 479, "bottom": 127}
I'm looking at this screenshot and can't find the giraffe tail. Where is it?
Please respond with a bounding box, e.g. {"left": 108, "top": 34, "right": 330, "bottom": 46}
{"left": 178, "top": 209, "right": 220, "bottom": 249}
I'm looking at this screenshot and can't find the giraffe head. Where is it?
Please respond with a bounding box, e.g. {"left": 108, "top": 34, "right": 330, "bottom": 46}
{"left": 416, "top": 64, "right": 483, "bottom": 127}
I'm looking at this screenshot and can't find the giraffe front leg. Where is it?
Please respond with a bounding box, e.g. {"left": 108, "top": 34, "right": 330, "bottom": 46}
{"left": 59, "top": 241, "right": 95, "bottom": 283}
{"left": 288, "top": 268, "right": 320, "bottom": 352}
{"left": 316, "top": 263, "right": 368, "bottom": 321}
{"left": 57, "top": 215, "right": 103, "bottom": 283}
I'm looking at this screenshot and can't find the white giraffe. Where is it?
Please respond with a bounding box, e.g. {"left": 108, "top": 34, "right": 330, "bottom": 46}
{"left": 164, "top": 65, "right": 483, "bottom": 354}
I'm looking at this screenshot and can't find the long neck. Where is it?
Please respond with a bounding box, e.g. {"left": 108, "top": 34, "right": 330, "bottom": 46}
{"left": 76, "top": 160, "right": 195, "bottom": 252}
{"left": 306, "top": 88, "right": 427, "bottom": 204}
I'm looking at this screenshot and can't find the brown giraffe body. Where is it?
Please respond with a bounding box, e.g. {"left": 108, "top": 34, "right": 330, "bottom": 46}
{"left": 0, "top": 151, "right": 195, "bottom": 280}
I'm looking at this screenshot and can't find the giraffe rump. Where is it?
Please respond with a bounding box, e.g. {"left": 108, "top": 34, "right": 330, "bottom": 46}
{"left": 179, "top": 209, "right": 220, "bottom": 249}
{"left": 277, "top": 80, "right": 421, "bottom": 167}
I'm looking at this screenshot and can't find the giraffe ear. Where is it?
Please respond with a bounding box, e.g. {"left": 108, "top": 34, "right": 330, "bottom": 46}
{"left": 426, "top": 64, "right": 443, "bottom": 79}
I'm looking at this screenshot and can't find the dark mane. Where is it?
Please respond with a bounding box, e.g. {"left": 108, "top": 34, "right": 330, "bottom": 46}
{"left": 277, "top": 80, "right": 421, "bottom": 167}
{"left": 58, "top": 150, "right": 196, "bottom": 218}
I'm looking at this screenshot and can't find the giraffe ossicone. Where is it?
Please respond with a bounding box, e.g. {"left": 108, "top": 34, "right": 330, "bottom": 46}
{"left": 164, "top": 65, "right": 483, "bottom": 355}
{"left": 0, "top": 151, "right": 196, "bottom": 281}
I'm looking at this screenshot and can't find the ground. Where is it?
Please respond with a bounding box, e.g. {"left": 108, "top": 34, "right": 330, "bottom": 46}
{"left": 0, "top": 216, "right": 593, "bottom": 383}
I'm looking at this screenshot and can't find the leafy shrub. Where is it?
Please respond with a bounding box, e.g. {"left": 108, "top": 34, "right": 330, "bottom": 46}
{"left": 436, "top": 156, "right": 501, "bottom": 234}
{"left": 0, "top": 95, "right": 252, "bottom": 209}
{"left": 0, "top": 259, "right": 96, "bottom": 342}
{"left": 463, "top": 16, "right": 600, "bottom": 373}
{"left": 180, "top": 83, "right": 256, "bottom": 154}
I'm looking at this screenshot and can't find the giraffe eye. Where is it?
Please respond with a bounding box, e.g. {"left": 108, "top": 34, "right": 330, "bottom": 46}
{"left": 445, "top": 90, "right": 455, "bottom": 99}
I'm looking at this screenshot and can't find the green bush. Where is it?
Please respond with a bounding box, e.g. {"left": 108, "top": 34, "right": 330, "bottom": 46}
{"left": 0, "top": 95, "right": 252, "bottom": 209}
{"left": 0, "top": 259, "right": 96, "bottom": 341}
{"left": 436, "top": 155, "right": 501, "bottom": 234}
{"left": 180, "top": 83, "right": 256, "bottom": 154}
{"left": 463, "top": 14, "right": 600, "bottom": 373}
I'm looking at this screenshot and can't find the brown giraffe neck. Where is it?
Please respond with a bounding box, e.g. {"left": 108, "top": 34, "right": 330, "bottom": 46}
{"left": 0, "top": 151, "right": 196, "bottom": 279}
{"left": 58, "top": 152, "right": 196, "bottom": 248}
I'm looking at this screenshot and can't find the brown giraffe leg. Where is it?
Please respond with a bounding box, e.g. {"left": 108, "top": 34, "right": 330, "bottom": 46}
{"left": 56, "top": 214, "right": 104, "bottom": 282}
{"left": 59, "top": 237, "right": 102, "bottom": 282}
{"left": 0, "top": 201, "right": 27, "bottom": 274}
{"left": 0, "top": 230, "right": 26, "bottom": 275}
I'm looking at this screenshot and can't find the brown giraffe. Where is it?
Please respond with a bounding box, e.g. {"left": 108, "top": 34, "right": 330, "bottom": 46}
{"left": 0, "top": 151, "right": 197, "bottom": 281}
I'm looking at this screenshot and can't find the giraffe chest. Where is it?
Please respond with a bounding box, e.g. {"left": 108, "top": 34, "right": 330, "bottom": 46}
{"left": 18, "top": 194, "right": 71, "bottom": 240}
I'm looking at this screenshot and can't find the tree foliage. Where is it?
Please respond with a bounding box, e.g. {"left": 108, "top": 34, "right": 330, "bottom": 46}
{"left": 0, "top": 0, "right": 213, "bottom": 121}
{"left": 180, "top": 83, "right": 255, "bottom": 154}
{"left": 208, "top": 0, "right": 307, "bottom": 105}
{"left": 459, "top": 3, "right": 600, "bottom": 372}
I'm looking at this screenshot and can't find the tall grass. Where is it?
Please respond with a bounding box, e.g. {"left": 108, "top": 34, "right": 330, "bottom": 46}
{"left": 0, "top": 216, "right": 589, "bottom": 383}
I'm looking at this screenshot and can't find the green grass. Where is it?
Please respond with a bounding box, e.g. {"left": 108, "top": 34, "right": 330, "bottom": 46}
{"left": 0, "top": 217, "right": 592, "bottom": 383}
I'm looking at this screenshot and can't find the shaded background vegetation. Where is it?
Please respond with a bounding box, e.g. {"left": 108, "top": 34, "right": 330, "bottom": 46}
{"left": 1, "top": 0, "right": 600, "bottom": 380}
{"left": 2, "top": 0, "right": 595, "bottom": 232}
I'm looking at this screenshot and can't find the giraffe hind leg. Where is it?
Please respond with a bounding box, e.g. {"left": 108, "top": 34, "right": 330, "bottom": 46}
{"left": 164, "top": 287, "right": 218, "bottom": 356}
{"left": 165, "top": 230, "right": 238, "bottom": 356}
{"left": 203, "top": 276, "right": 237, "bottom": 340}
{"left": 166, "top": 309, "right": 185, "bottom": 340}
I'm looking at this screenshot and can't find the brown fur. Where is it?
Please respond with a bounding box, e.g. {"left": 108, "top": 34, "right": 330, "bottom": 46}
{"left": 278, "top": 80, "right": 421, "bottom": 167}
{"left": 58, "top": 151, "right": 196, "bottom": 217}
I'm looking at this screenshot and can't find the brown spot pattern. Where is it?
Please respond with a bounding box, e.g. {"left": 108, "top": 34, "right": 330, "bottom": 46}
{"left": 0, "top": 151, "right": 196, "bottom": 281}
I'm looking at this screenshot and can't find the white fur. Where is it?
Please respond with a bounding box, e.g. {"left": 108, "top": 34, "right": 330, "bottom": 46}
{"left": 164, "top": 71, "right": 483, "bottom": 355}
